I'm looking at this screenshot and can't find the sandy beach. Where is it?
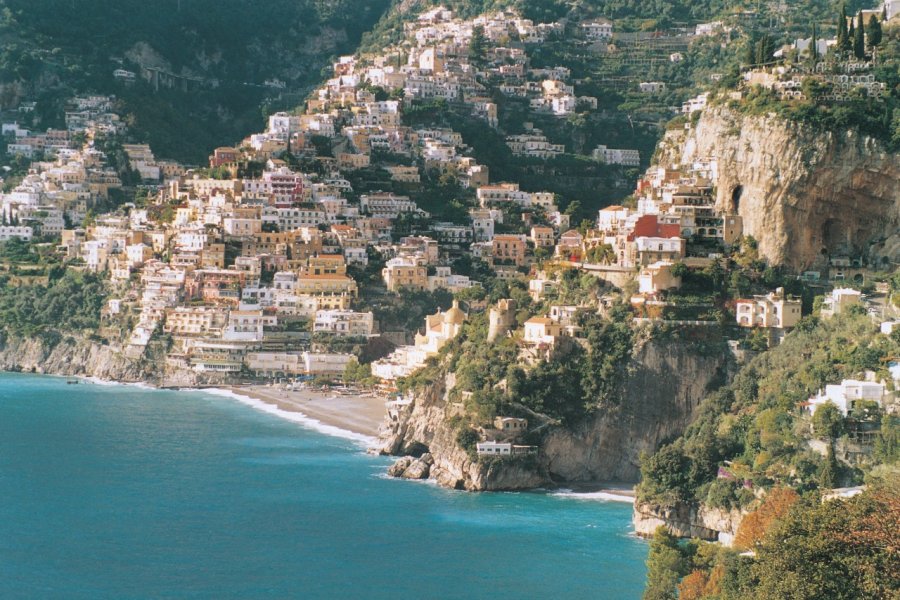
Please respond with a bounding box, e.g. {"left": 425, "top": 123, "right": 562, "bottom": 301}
{"left": 227, "top": 384, "right": 387, "bottom": 437}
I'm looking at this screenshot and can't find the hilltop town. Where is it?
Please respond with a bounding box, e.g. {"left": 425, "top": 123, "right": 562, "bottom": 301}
{"left": 1, "top": 1, "right": 899, "bottom": 597}
{"left": 1, "top": 4, "right": 896, "bottom": 385}
{"left": 0, "top": 2, "right": 898, "bottom": 477}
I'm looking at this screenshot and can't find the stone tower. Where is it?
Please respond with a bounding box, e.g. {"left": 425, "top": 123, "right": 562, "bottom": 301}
{"left": 488, "top": 298, "right": 517, "bottom": 342}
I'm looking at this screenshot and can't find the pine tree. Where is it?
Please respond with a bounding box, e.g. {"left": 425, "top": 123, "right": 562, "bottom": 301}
{"left": 867, "top": 14, "right": 882, "bottom": 49}
{"left": 853, "top": 12, "right": 865, "bottom": 58}
{"left": 837, "top": 6, "right": 851, "bottom": 52}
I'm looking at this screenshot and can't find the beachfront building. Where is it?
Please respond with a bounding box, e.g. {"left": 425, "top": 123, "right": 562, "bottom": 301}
{"left": 302, "top": 352, "right": 354, "bottom": 375}
{"left": 245, "top": 352, "right": 304, "bottom": 377}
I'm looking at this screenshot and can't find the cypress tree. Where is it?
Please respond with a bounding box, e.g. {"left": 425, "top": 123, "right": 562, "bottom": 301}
{"left": 853, "top": 12, "right": 865, "bottom": 58}
{"left": 744, "top": 32, "right": 758, "bottom": 65}
{"left": 848, "top": 20, "right": 855, "bottom": 55}
{"left": 469, "top": 25, "right": 486, "bottom": 66}
{"left": 837, "top": 6, "right": 850, "bottom": 52}
{"left": 867, "top": 14, "right": 882, "bottom": 49}
{"left": 809, "top": 23, "right": 818, "bottom": 65}
{"left": 755, "top": 34, "right": 775, "bottom": 65}
{"left": 819, "top": 444, "right": 838, "bottom": 489}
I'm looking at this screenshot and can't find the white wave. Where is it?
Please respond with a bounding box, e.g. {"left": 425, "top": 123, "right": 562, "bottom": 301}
{"left": 373, "top": 471, "right": 441, "bottom": 487}
{"left": 551, "top": 489, "right": 636, "bottom": 504}
{"left": 77, "top": 376, "right": 157, "bottom": 390}
{"left": 197, "top": 388, "right": 377, "bottom": 447}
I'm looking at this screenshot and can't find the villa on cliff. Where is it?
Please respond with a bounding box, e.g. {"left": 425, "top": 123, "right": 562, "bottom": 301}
{"left": 805, "top": 378, "right": 889, "bottom": 417}
{"left": 735, "top": 288, "right": 802, "bottom": 329}
{"left": 372, "top": 301, "right": 466, "bottom": 380}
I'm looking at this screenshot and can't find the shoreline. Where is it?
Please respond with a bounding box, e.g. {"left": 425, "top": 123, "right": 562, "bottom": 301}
{"left": 551, "top": 487, "right": 637, "bottom": 504}
{"left": 18, "top": 372, "right": 639, "bottom": 503}
{"left": 209, "top": 385, "right": 386, "bottom": 446}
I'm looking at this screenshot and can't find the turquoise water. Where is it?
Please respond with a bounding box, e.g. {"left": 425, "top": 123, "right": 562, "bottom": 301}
{"left": 0, "top": 373, "right": 647, "bottom": 599}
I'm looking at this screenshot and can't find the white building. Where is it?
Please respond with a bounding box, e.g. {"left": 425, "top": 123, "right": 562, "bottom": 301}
{"left": 475, "top": 441, "right": 535, "bottom": 456}
{"left": 427, "top": 267, "right": 475, "bottom": 292}
{"left": 682, "top": 93, "right": 710, "bottom": 114}
{"left": 592, "top": 145, "right": 640, "bottom": 166}
{"left": 581, "top": 18, "right": 613, "bottom": 40}
{"left": 821, "top": 288, "right": 862, "bottom": 319}
{"left": 807, "top": 379, "right": 886, "bottom": 417}
{"left": 0, "top": 226, "right": 33, "bottom": 241}
{"left": 639, "top": 82, "right": 666, "bottom": 94}
{"left": 313, "top": 310, "right": 374, "bottom": 337}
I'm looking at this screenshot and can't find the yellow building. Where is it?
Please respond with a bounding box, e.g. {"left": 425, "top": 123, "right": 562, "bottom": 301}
{"left": 382, "top": 256, "right": 428, "bottom": 291}
{"left": 736, "top": 288, "right": 802, "bottom": 328}
{"left": 295, "top": 273, "right": 358, "bottom": 298}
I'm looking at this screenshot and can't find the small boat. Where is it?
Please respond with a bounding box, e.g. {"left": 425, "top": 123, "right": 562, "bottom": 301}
{"left": 66, "top": 379, "right": 80, "bottom": 385}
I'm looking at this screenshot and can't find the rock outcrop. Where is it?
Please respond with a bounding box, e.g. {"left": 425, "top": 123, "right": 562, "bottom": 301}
{"left": 0, "top": 334, "right": 152, "bottom": 382}
{"left": 633, "top": 502, "right": 745, "bottom": 545}
{"left": 0, "top": 333, "right": 234, "bottom": 387}
{"left": 379, "top": 337, "right": 732, "bottom": 491}
{"left": 381, "top": 372, "right": 549, "bottom": 491}
{"left": 657, "top": 106, "right": 900, "bottom": 271}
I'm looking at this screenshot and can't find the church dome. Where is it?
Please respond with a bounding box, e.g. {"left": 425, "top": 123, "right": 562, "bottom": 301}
{"left": 443, "top": 300, "right": 465, "bottom": 324}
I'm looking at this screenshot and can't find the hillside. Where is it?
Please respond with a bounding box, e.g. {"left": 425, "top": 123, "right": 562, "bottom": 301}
{"left": 0, "top": 0, "right": 392, "bottom": 162}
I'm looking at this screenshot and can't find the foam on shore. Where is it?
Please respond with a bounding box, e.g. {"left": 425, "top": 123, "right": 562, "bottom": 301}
{"left": 551, "top": 489, "right": 636, "bottom": 504}
{"left": 78, "top": 376, "right": 157, "bottom": 390}
{"left": 198, "top": 387, "right": 377, "bottom": 447}
{"left": 69, "top": 376, "right": 379, "bottom": 447}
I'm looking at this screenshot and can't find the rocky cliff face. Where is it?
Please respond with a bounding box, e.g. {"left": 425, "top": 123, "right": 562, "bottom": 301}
{"left": 0, "top": 334, "right": 152, "bottom": 382}
{"left": 658, "top": 107, "right": 900, "bottom": 271}
{"left": 378, "top": 337, "right": 732, "bottom": 491}
{"left": 633, "top": 501, "right": 745, "bottom": 545}
{"left": 539, "top": 340, "right": 729, "bottom": 483}
{"left": 379, "top": 372, "right": 548, "bottom": 490}
{"left": 0, "top": 333, "right": 232, "bottom": 388}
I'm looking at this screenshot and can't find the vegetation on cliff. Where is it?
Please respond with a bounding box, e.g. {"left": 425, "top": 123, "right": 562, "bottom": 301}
{"left": 0, "top": 270, "right": 107, "bottom": 338}
{"left": 643, "top": 472, "right": 899, "bottom": 600}
{"left": 725, "top": 18, "right": 900, "bottom": 150}
{"left": 394, "top": 266, "right": 636, "bottom": 425}
{"left": 0, "top": 0, "right": 392, "bottom": 162}
{"left": 638, "top": 311, "right": 900, "bottom": 510}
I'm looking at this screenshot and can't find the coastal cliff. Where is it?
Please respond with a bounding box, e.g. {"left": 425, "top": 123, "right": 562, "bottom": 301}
{"left": 657, "top": 106, "right": 900, "bottom": 271}
{"left": 379, "top": 372, "right": 548, "bottom": 490}
{"left": 378, "top": 337, "right": 732, "bottom": 491}
{"left": 0, "top": 333, "right": 230, "bottom": 387}
{"left": 632, "top": 501, "right": 745, "bottom": 545}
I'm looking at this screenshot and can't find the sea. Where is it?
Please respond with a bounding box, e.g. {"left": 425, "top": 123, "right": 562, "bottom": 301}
{"left": 0, "top": 373, "right": 647, "bottom": 599}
